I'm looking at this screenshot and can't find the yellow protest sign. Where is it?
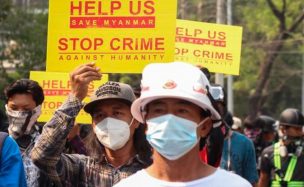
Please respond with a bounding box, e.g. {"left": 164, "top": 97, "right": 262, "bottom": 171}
{"left": 175, "top": 19, "right": 243, "bottom": 75}
{"left": 30, "top": 71, "right": 108, "bottom": 123}
{"left": 46, "top": 0, "right": 177, "bottom": 73}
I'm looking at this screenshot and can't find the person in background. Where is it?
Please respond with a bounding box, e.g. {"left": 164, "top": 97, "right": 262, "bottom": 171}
{"left": 245, "top": 115, "right": 277, "bottom": 162}
{"left": 232, "top": 116, "right": 243, "bottom": 133}
{"left": 259, "top": 108, "right": 304, "bottom": 187}
{"left": 221, "top": 112, "right": 259, "bottom": 186}
{"left": 256, "top": 115, "right": 278, "bottom": 152}
{"left": 31, "top": 63, "right": 152, "bottom": 187}
{"left": 199, "top": 84, "right": 227, "bottom": 167}
{"left": 65, "top": 123, "right": 87, "bottom": 155}
{"left": 0, "top": 131, "right": 27, "bottom": 187}
{"left": 0, "top": 110, "right": 8, "bottom": 133}
{"left": 4, "top": 79, "right": 54, "bottom": 187}
{"left": 114, "top": 62, "right": 251, "bottom": 187}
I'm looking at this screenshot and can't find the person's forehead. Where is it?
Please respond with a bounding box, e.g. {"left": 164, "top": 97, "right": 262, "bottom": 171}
{"left": 280, "top": 124, "right": 302, "bottom": 130}
{"left": 8, "top": 94, "right": 36, "bottom": 107}
{"left": 93, "top": 99, "right": 130, "bottom": 111}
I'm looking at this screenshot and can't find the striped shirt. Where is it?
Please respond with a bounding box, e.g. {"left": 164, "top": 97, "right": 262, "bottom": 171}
{"left": 31, "top": 94, "right": 147, "bottom": 187}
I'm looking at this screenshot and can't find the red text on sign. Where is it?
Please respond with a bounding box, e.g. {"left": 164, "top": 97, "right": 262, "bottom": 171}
{"left": 110, "top": 37, "right": 164, "bottom": 50}
{"left": 58, "top": 38, "right": 104, "bottom": 51}
{"left": 70, "top": 0, "right": 155, "bottom": 16}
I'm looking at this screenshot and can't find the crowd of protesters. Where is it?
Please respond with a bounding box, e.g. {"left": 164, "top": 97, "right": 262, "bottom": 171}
{"left": 0, "top": 61, "right": 303, "bottom": 187}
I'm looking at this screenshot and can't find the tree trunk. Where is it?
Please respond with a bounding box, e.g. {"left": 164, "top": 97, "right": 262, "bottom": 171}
{"left": 248, "top": 0, "right": 304, "bottom": 119}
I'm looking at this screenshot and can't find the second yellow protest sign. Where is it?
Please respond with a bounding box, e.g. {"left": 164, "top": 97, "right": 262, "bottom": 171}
{"left": 30, "top": 71, "right": 108, "bottom": 124}
{"left": 46, "top": 0, "right": 177, "bottom": 73}
{"left": 175, "top": 19, "right": 243, "bottom": 75}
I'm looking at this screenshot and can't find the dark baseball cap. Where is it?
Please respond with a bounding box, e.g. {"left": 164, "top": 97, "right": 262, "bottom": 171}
{"left": 83, "top": 81, "right": 136, "bottom": 114}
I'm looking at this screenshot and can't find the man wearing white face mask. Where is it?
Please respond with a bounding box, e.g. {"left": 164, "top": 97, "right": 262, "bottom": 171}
{"left": 4, "top": 79, "right": 55, "bottom": 187}
{"left": 31, "top": 63, "right": 152, "bottom": 187}
{"left": 114, "top": 62, "right": 251, "bottom": 187}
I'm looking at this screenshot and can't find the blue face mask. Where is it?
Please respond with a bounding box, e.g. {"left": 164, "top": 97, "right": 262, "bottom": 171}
{"left": 146, "top": 114, "right": 207, "bottom": 160}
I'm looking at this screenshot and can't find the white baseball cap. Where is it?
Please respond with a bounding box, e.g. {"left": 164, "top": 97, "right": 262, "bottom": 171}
{"left": 131, "top": 62, "right": 221, "bottom": 123}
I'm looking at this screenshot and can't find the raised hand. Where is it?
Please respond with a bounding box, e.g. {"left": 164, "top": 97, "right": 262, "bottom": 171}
{"left": 70, "top": 62, "right": 102, "bottom": 101}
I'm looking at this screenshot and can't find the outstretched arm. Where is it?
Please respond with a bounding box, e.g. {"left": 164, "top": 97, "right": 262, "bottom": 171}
{"left": 31, "top": 63, "right": 101, "bottom": 186}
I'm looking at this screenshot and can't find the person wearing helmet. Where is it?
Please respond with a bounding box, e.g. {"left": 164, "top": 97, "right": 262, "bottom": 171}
{"left": 249, "top": 115, "right": 278, "bottom": 164}
{"left": 258, "top": 108, "right": 304, "bottom": 187}
{"left": 114, "top": 62, "right": 251, "bottom": 187}
{"left": 259, "top": 116, "right": 278, "bottom": 151}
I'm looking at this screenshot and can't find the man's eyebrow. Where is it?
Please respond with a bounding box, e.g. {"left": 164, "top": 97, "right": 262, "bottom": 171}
{"left": 176, "top": 100, "right": 194, "bottom": 106}
{"left": 149, "top": 101, "right": 165, "bottom": 106}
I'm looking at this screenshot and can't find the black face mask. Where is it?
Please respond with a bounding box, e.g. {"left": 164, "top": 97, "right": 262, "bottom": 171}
{"left": 284, "top": 136, "right": 304, "bottom": 154}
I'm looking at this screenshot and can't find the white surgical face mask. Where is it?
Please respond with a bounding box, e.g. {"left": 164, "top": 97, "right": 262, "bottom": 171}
{"left": 6, "top": 104, "right": 41, "bottom": 139}
{"left": 146, "top": 114, "right": 207, "bottom": 160}
{"left": 94, "top": 117, "right": 132, "bottom": 151}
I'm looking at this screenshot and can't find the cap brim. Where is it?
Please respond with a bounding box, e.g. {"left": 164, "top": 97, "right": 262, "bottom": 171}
{"left": 131, "top": 93, "right": 221, "bottom": 123}
{"left": 84, "top": 96, "right": 132, "bottom": 114}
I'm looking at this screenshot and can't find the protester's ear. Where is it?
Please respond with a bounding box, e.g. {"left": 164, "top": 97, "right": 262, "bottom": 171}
{"left": 130, "top": 118, "right": 140, "bottom": 129}
{"left": 198, "top": 118, "right": 213, "bottom": 138}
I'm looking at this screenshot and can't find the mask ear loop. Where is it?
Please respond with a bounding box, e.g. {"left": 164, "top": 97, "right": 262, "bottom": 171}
{"left": 129, "top": 118, "right": 135, "bottom": 127}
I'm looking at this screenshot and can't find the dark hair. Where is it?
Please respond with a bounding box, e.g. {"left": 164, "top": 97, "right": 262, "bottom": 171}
{"left": 200, "top": 67, "right": 211, "bottom": 80}
{"left": 84, "top": 123, "right": 152, "bottom": 167}
{"left": 202, "top": 86, "right": 226, "bottom": 167}
{"left": 0, "top": 109, "right": 8, "bottom": 133}
{"left": 4, "top": 79, "right": 44, "bottom": 105}
{"left": 224, "top": 111, "right": 233, "bottom": 127}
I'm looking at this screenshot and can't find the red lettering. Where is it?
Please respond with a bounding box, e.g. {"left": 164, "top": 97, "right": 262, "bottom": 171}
{"left": 94, "top": 38, "right": 103, "bottom": 50}
{"left": 51, "top": 80, "right": 58, "bottom": 88}
{"left": 42, "top": 80, "right": 51, "bottom": 88}
{"left": 193, "top": 50, "right": 200, "bottom": 57}
{"left": 70, "top": 38, "right": 79, "bottom": 50}
{"left": 130, "top": 1, "right": 141, "bottom": 15}
{"left": 123, "top": 38, "right": 133, "bottom": 50}
{"left": 194, "top": 29, "right": 203, "bottom": 37}
{"left": 85, "top": 1, "right": 95, "bottom": 15}
{"left": 80, "top": 38, "right": 92, "bottom": 50}
{"left": 70, "top": 1, "right": 82, "bottom": 15}
{"left": 58, "top": 38, "right": 104, "bottom": 51}
{"left": 176, "top": 27, "right": 184, "bottom": 36}
{"left": 110, "top": 38, "right": 120, "bottom": 50}
{"left": 43, "top": 102, "right": 62, "bottom": 109}
{"left": 58, "top": 38, "right": 68, "bottom": 50}
{"left": 111, "top": 1, "right": 121, "bottom": 15}
{"left": 155, "top": 38, "right": 164, "bottom": 50}
{"left": 218, "top": 32, "right": 226, "bottom": 40}
{"left": 144, "top": 1, "right": 155, "bottom": 15}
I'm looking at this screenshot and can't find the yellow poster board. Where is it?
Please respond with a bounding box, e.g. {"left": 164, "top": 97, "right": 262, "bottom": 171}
{"left": 175, "top": 19, "right": 243, "bottom": 75}
{"left": 30, "top": 71, "right": 108, "bottom": 123}
{"left": 46, "top": 0, "right": 177, "bottom": 73}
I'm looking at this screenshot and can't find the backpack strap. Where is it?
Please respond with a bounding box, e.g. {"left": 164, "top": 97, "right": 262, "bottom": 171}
{"left": 0, "top": 132, "right": 9, "bottom": 161}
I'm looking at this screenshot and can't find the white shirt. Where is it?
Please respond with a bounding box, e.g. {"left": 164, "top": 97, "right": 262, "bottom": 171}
{"left": 114, "top": 168, "right": 252, "bottom": 187}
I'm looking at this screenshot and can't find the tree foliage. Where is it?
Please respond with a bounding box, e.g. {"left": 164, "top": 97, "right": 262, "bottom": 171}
{"left": 0, "top": 1, "right": 48, "bottom": 109}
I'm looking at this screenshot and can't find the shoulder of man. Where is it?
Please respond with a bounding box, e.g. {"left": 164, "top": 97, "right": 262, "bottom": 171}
{"left": 261, "top": 144, "right": 274, "bottom": 156}
{"left": 231, "top": 131, "right": 253, "bottom": 145}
